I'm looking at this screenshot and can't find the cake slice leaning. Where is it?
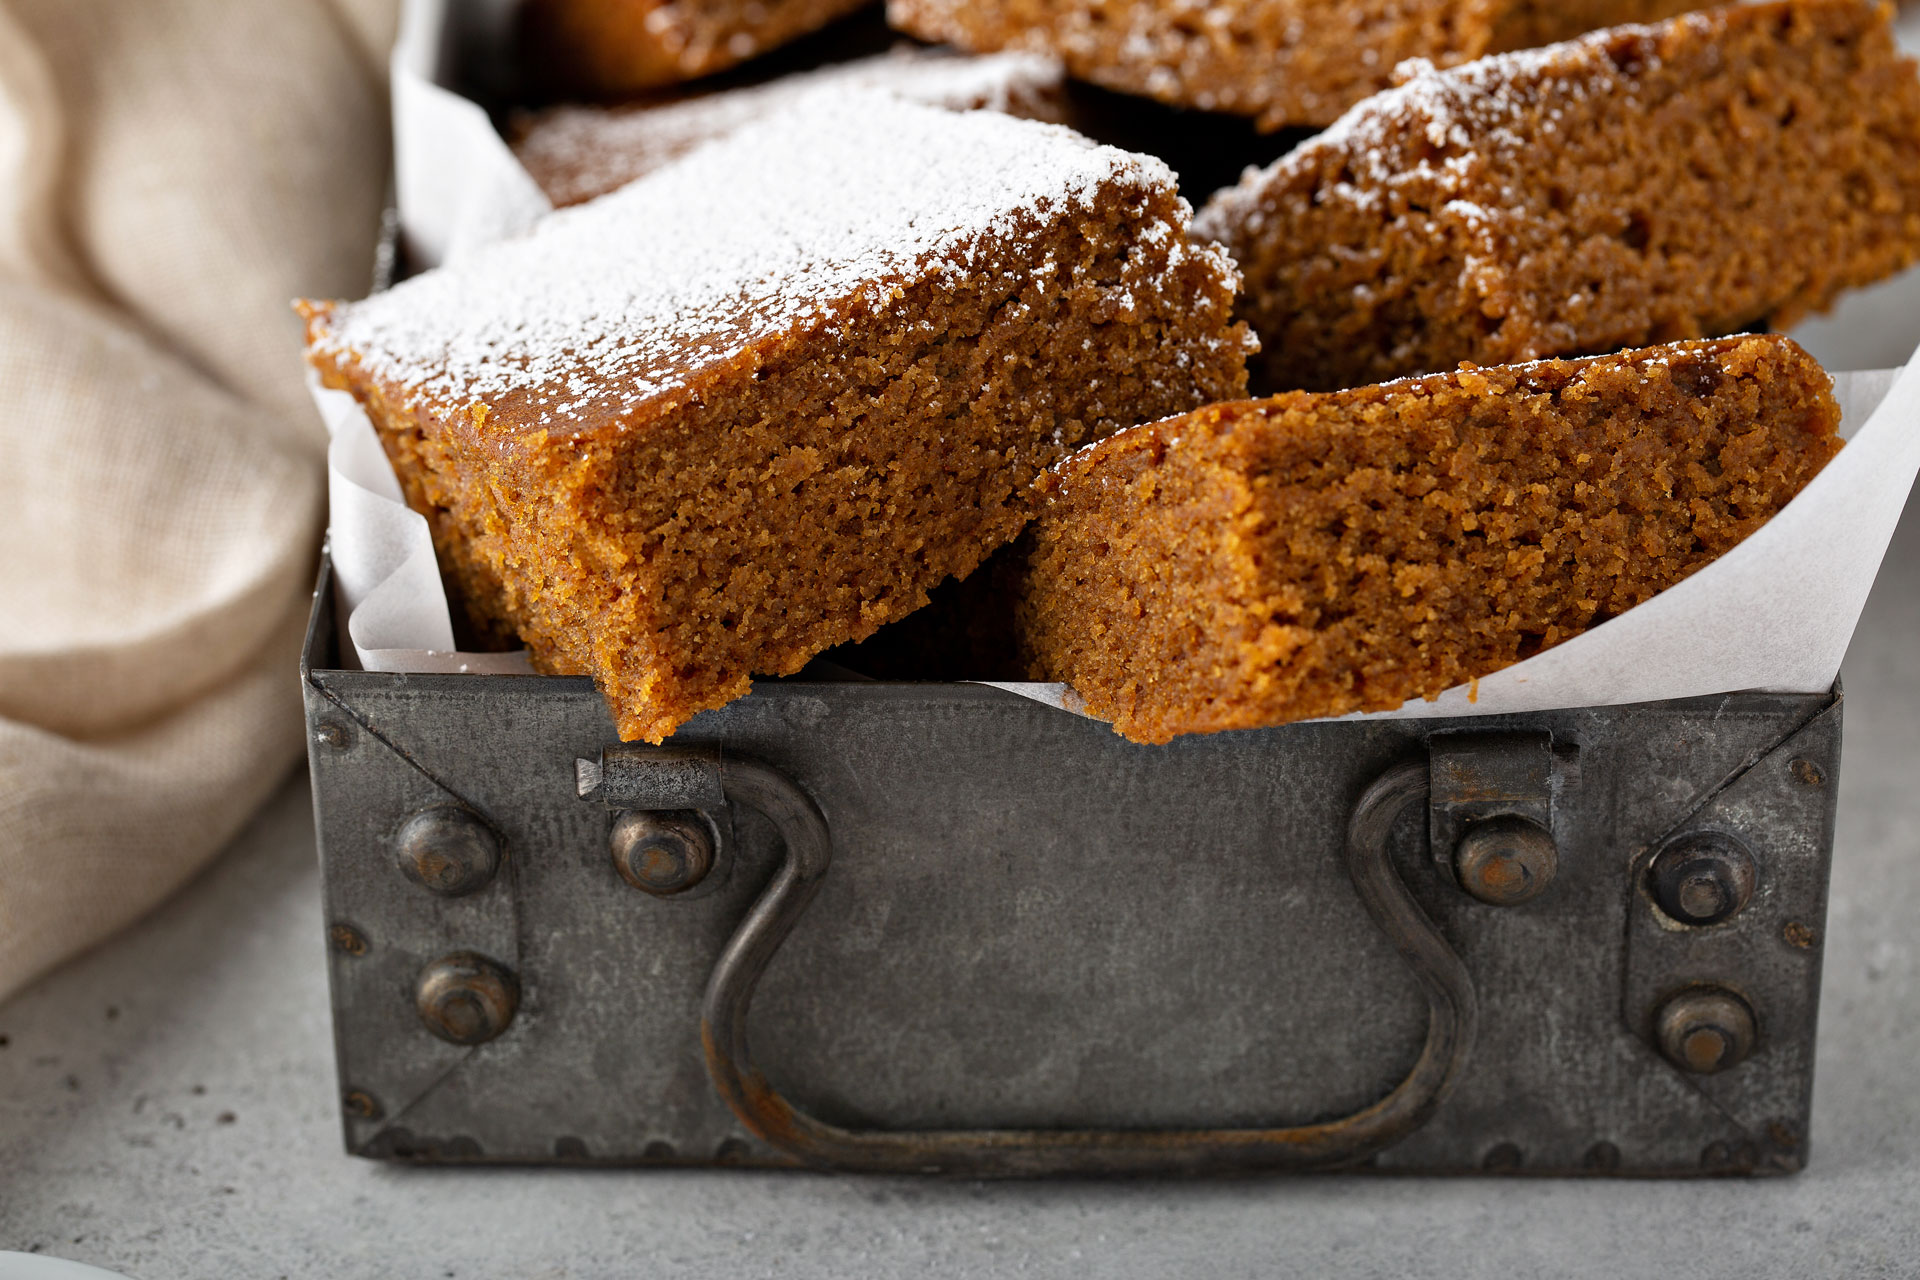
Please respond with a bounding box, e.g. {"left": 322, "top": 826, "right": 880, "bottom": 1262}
{"left": 1195, "top": 0, "right": 1920, "bottom": 392}
{"left": 1011, "top": 335, "right": 1841, "bottom": 745}
{"left": 303, "top": 91, "right": 1252, "bottom": 743}
{"left": 522, "top": 0, "right": 871, "bottom": 93}
{"left": 886, "top": 0, "right": 1712, "bottom": 129}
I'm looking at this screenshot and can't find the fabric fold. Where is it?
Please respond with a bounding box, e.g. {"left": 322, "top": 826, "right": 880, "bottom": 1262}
{"left": 0, "top": 0, "right": 395, "bottom": 1003}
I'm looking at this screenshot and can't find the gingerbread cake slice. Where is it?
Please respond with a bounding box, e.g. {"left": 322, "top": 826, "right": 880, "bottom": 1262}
{"left": 886, "top": 0, "right": 1710, "bottom": 130}
{"left": 1195, "top": 0, "right": 1920, "bottom": 393}
{"left": 303, "top": 91, "right": 1252, "bottom": 743}
{"left": 1012, "top": 335, "right": 1840, "bottom": 745}
{"left": 513, "top": 46, "right": 1068, "bottom": 208}
{"left": 521, "top": 0, "right": 871, "bottom": 94}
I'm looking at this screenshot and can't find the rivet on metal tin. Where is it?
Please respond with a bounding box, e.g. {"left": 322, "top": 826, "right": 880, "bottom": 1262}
{"left": 1455, "top": 817, "right": 1558, "bottom": 906}
{"left": 395, "top": 807, "right": 501, "bottom": 898}
{"left": 1650, "top": 833, "right": 1757, "bottom": 926}
{"left": 328, "top": 922, "right": 368, "bottom": 957}
{"left": 415, "top": 952, "right": 520, "bottom": 1045}
{"left": 610, "top": 811, "right": 714, "bottom": 897}
{"left": 1482, "top": 1142, "right": 1523, "bottom": 1170}
{"left": 314, "top": 720, "right": 354, "bottom": 750}
{"left": 1789, "top": 758, "right": 1825, "bottom": 787}
{"left": 342, "top": 1089, "right": 383, "bottom": 1121}
{"left": 1656, "top": 987, "right": 1756, "bottom": 1075}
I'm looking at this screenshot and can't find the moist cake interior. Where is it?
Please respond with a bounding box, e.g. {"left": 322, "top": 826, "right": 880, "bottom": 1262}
{"left": 1010, "top": 336, "right": 1841, "bottom": 743}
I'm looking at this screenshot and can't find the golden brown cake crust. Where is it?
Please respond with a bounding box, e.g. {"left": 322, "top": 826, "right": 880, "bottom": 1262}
{"left": 304, "top": 95, "right": 1250, "bottom": 742}
{"left": 1197, "top": 0, "right": 1920, "bottom": 393}
{"left": 885, "top": 0, "right": 1710, "bottom": 129}
{"left": 523, "top": 0, "right": 872, "bottom": 94}
{"left": 1013, "top": 335, "right": 1841, "bottom": 744}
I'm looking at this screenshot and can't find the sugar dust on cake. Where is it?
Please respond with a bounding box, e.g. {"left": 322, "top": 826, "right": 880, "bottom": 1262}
{"left": 303, "top": 90, "right": 1252, "bottom": 742}
{"left": 513, "top": 45, "right": 1069, "bottom": 208}
{"left": 1195, "top": 0, "right": 1920, "bottom": 392}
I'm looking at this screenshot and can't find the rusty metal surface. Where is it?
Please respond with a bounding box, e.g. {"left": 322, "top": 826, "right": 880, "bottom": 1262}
{"left": 301, "top": 553, "right": 1842, "bottom": 1174}
{"left": 414, "top": 952, "right": 520, "bottom": 1047}
{"left": 580, "top": 746, "right": 727, "bottom": 811}
{"left": 1428, "top": 732, "right": 1568, "bottom": 907}
{"left": 1618, "top": 697, "right": 1842, "bottom": 1172}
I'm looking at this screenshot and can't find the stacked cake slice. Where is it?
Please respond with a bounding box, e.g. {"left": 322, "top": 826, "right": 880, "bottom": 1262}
{"left": 311, "top": 0, "right": 1910, "bottom": 745}
{"left": 1011, "top": 336, "right": 1842, "bottom": 743}
{"left": 888, "top": 0, "right": 1715, "bottom": 128}
{"left": 305, "top": 91, "right": 1252, "bottom": 741}
{"left": 1197, "top": 0, "right": 1920, "bottom": 391}
{"left": 512, "top": 46, "right": 1069, "bottom": 208}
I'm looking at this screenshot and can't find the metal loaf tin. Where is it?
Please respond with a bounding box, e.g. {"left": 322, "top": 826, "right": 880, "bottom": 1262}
{"left": 302, "top": 554, "right": 1842, "bottom": 1176}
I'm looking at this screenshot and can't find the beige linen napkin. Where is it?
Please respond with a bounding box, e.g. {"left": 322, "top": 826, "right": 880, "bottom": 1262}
{"left": 0, "top": 0, "right": 394, "bottom": 1003}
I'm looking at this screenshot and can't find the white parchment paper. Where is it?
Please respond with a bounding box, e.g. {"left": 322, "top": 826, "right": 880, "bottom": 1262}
{"left": 392, "top": 0, "right": 550, "bottom": 270}
{"left": 323, "top": 0, "right": 1920, "bottom": 721}
{"left": 315, "top": 374, "right": 532, "bottom": 674}
{"left": 982, "top": 364, "right": 1915, "bottom": 721}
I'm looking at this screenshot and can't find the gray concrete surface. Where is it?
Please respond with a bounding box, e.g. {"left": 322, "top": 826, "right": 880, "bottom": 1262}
{"left": 0, "top": 490, "right": 1916, "bottom": 1279}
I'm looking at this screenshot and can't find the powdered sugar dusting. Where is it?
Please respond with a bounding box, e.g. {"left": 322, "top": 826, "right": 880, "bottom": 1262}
{"left": 514, "top": 46, "right": 1067, "bottom": 207}
{"left": 1195, "top": 12, "right": 1719, "bottom": 243}
{"left": 312, "top": 91, "right": 1191, "bottom": 430}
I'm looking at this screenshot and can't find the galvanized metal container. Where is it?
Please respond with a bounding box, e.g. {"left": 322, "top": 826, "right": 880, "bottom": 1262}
{"left": 302, "top": 553, "right": 1840, "bottom": 1175}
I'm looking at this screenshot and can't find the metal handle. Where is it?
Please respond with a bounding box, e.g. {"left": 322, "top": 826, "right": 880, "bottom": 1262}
{"left": 700, "top": 758, "right": 1475, "bottom": 1176}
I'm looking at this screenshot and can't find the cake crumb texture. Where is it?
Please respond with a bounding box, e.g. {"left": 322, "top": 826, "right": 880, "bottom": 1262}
{"left": 522, "top": 0, "right": 872, "bottom": 93}
{"left": 1013, "top": 335, "right": 1840, "bottom": 744}
{"left": 1196, "top": 0, "right": 1920, "bottom": 393}
{"left": 886, "top": 0, "right": 1711, "bottom": 129}
{"left": 304, "top": 93, "right": 1251, "bottom": 742}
